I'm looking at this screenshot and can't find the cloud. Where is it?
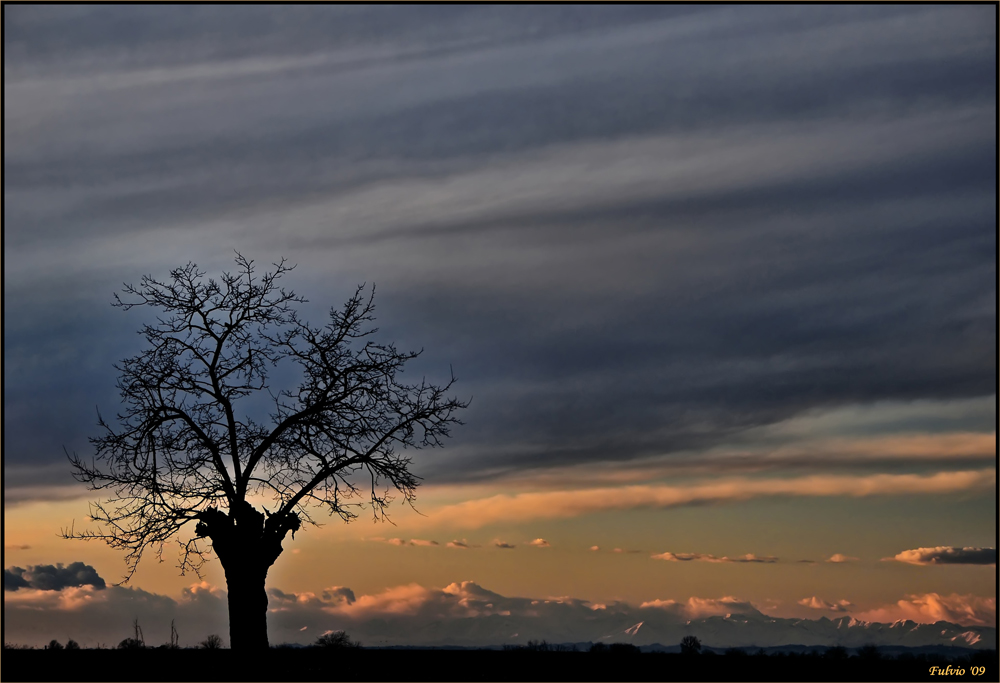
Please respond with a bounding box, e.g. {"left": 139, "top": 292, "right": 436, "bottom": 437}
{"left": 651, "top": 552, "right": 778, "bottom": 563}
{"left": 494, "top": 540, "right": 516, "bottom": 549}
{"left": 887, "top": 546, "right": 997, "bottom": 566}
{"left": 589, "top": 546, "right": 600, "bottom": 551}
{"left": 4, "top": 579, "right": 228, "bottom": 647}
{"left": 364, "top": 536, "right": 444, "bottom": 547}
{"left": 421, "top": 470, "right": 995, "bottom": 528}
{"left": 446, "top": 539, "right": 470, "bottom": 549}
{"left": 639, "top": 595, "right": 762, "bottom": 619}
{"left": 854, "top": 593, "right": 996, "bottom": 627}
{"left": 798, "top": 597, "right": 853, "bottom": 612}
{"left": 3, "top": 4, "right": 996, "bottom": 501}
{"left": 267, "top": 585, "right": 357, "bottom": 610}
{"left": 321, "top": 587, "right": 356, "bottom": 605}
{"left": 6, "top": 576, "right": 995, "bottom": 648}
{"left": 826, "top": 554, "right": 859, "bottom": 563}
{"left": 4, "top": 562, "right": 106, "bottom": 592}
{"left": 527, "top": 539, "right": 550, "bottom": 548}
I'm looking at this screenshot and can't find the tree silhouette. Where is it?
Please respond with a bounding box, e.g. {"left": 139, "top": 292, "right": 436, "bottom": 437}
{"left": 199, "top": 634, "right": 225, "bottom": 650}
{"left": 314, "top": 630, "right": 360, "bottom": 649}
{"left": 680, "top": 635, "right": 702, "bottom": 655}
{"left": 65, "top": 254, "right": 467, "bottom": 651}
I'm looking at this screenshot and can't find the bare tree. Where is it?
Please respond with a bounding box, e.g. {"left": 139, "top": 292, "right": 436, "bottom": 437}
{"left": 680, "top": 635, "right": 702, "bottom": 655}
{"left": 65, "top": 254, "right": 467, "bottom": 651}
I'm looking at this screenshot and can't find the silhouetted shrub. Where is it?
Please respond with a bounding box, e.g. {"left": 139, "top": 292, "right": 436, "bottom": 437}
{"left": 525, "top": 640, "right": 551, "bottom": 651}
{"left": 680, "top": 635, "right": 702, "bottom": 655}
{"left": 199, "top": 634, "right": 224, "bottom": 650}
{"left": 45, "top": 640, "right": 64, "bottom": 650}
{"left": 314, "top": 631, "right": 360, "bottom": 649}
{"left": 65, "top": 640, "right": 81, "bottom": 650}
{"left": 117, "top": 638, "right": 144, "bottom": 650}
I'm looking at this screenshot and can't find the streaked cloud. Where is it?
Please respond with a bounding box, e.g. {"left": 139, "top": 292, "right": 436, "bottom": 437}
{"left": 420, "top": 470, "right": 995, "bottom": 528}
{"left": 887, "top": 547, "right": 997, "bottom": 566}
{"left": 4, "top": 5, "right": 996, "bottom": 497}
{"left": 494, "top": 540, "right": 516, "bottom": 549}
{"left": 369, "top": 537, "right": 440, "bottom": 547}
{"left": 527, "top": 539, "right": 551, "bottom": 548}
{"left": 651, "top": 552, "right": 778, "bottom": 564}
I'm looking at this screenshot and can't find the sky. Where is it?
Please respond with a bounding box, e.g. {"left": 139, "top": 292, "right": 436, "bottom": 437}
{"left": 3, "top": 5, "right": 997, "bottom": 648}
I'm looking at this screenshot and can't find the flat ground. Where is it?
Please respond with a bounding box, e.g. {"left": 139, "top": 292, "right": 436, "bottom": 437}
{"left": 2, "top": 649, "right": 996, "bottom": 682}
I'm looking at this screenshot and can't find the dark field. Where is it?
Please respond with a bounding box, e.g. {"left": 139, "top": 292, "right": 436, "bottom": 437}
{"left": 2, "top": 649, "right": 996, "bottom": 682}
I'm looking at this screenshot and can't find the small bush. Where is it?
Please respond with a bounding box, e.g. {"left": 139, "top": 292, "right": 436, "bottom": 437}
{"left": 117, "top": 638, "right": 145, "bottom": 650}
{"left": 45, "top": 640, "right": 65, "bottom": 651}
{"left": 65, "top": 640, "right": 81, "bottom": 650}
{"left": 314, "top": 630, "right": 360, "bottom": 649}
{"left": 199, "top": 634, "right": 224, "bottom": 650}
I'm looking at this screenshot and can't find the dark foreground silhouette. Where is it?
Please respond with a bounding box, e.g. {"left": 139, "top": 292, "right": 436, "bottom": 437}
{"left": 3, "top": 647, "right": 996, "bottom": 682}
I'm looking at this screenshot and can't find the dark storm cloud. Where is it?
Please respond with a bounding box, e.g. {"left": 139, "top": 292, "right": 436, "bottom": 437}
{"left": 890, "top": 547, "right": 997, "bottom": 566}
{"left": 3, "top": 5, "right": 996, "bottom": 493}
{"left": 3, "top": 562, "right": 106, "bottom": 591}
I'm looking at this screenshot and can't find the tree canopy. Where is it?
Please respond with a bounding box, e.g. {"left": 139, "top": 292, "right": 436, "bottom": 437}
{"left": 67, "top": 254, "right": 467, "bottom": 583}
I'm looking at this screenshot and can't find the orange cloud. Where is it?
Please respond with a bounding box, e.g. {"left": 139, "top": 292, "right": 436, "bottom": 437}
{"left": 640, "top": 596, "right": 760, "bottom": 619}
{"left": 370, "top": 537, "right": 440, "bottom": 547}
{"left": 3, "top": 585, "right": 107, "bottom": 611}
{"left": 527, "top": 539, "right": 550, "bottom": 547}
{"left": 855, "top": 593, "right": 995, "bottom": 627}
{"left": 826, "top": 553, "right": 859, "bottom": 563}
{"left": 420, "top": 470, "right": 994, "bottom": 528}
{"left": 327, "top": 583, "right": 435, "bottom": 617}
{"left": 798, "top": 596, "right": 853, "bottom": 612}
{"left": 651, "top": 552, "right": 778, "bottom": 563}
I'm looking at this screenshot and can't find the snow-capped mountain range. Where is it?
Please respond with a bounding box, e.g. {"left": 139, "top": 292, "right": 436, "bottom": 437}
{"left": 620, "top": 612, "right": 995, "bottom": 650}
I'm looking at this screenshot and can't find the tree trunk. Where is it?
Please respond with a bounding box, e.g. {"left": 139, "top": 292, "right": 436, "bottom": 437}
{"left": 196, "top": 501, "right": 298, "bottom": 652}
{"left": 224, "top": 560, "right": 271, "bottom": 651}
